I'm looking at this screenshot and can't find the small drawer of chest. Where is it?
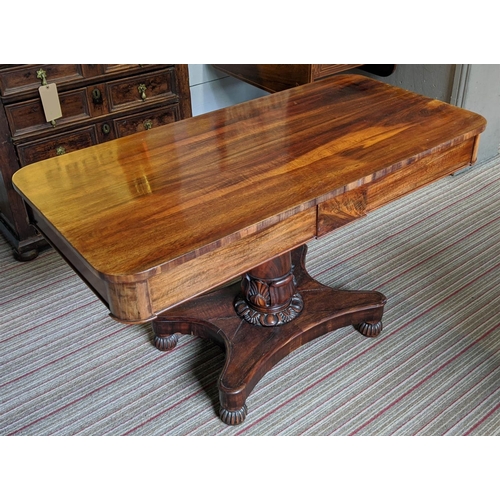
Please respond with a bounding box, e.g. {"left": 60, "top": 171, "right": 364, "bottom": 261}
{"left": 5, "top": 88, "right": 91, "bottom": 138}
{"left": 106, "top": 68, "right": 177, "bottom": 113}
{"left": 0, "top": 64, "right": 86, "bottom": 98}
{"left": 114, "top": 104, "right": 181, "bottom": 137}
{"left": 16, "top": 126, "right": 98, "bottom": 166}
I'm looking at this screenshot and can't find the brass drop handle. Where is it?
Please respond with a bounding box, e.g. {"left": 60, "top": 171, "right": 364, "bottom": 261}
{"left": 102, "top": 123, "right": 111, "bottom": 135}
{"left": 56, "top": 146, "right": 66, "bottom": 156}
{"left": 92, "top": 88, "right": 102, "bottom": 104}
{"left": 143, "top": 119, "right": 153, "bottom": 130}
{"left": 138, "top": 83, "right": 147, "bottom": 101}
{"left": 36, "top": 68, "right": 48, "bottom": 86}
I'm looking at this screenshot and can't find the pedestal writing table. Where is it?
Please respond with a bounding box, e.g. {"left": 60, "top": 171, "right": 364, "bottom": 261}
{"left": 13, "top": 75, "right": 486, "bottom": 425}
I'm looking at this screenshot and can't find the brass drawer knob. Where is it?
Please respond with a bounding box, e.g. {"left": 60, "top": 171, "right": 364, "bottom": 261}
{"left": 55, "top": 146, "right": 66, "bottom": 156}
{"left": 143, "top": 119, "right": 153, "bottom": 130}
{"left": 102, "top": 123, "right": 111, "bottom": 135}
{"left": 138, "top": 83, "right": 147, "bottom": 101}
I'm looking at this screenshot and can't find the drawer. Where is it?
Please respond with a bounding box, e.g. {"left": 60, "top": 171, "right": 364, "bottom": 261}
{"left": 316, "top": 137, "right": 477, "bottom": 237}
{"left": 0, "top": 65, "right": 85, "bottom": 98}
{"left": 17, "top": 126, "right": 98, "bottom": 166}
{"left": 114, "top": 104, "right": 180, "bottom": 138}
{"left": 106, "top": 69, "right": 177, "bottom": 112}
{"left": 6, "top": 88, "right": 91, "bottom": 138}
{"left": 311, "top": 65, "right": 361, "bottom": 80}
{"left": 102, "top": 64, "right": 165, "bottom": 75}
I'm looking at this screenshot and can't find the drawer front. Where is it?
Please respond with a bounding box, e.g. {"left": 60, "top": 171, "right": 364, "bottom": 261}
{"left": 0, "top": 64, "right": 85, "bottom": 98}
{"left": 144, "top": 207, "right": 318, "bottom": 323}
{"left": 96, "top": 119, "right": 117, "bottom": 143}
{"left": 17, "top": 126, "right": 98, "bottom": 166}
{"left": 6, "top": 89, "right": 91, "bottom": 138}
{"left": 102, "top": 64, "right": 165, "bottom": 75}
{"left": 311, "top": 64, "right": 361, "bottom": 80}
{"left": 107, "top": 69, "right": 177, "bottom": 112}
{"left": 316, "top": 138, "right": 477, "bottom": 237}
{"left": 114, "top": 104, "right": 180, "bottom": 138}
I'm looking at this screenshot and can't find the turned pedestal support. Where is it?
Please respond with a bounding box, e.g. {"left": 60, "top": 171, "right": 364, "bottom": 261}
{"left": 152, "top": 245, "right": 386, "bottom": 425}
{"left": 234, "top": 252, "right": 304, "bottom": 327}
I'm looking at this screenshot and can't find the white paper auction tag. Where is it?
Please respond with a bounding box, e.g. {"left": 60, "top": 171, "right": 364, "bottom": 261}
{"left": 38, "top": 83, "right": 62, "bottom": 123}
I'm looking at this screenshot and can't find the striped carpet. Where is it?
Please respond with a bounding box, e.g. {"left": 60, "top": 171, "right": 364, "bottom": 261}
{"left": 1, "top": 156, "right": 499, "bottom": 436}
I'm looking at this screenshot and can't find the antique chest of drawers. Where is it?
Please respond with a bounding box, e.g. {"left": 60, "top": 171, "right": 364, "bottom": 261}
{"left": 0, "top": 64, "right": 192, "bottom": 260}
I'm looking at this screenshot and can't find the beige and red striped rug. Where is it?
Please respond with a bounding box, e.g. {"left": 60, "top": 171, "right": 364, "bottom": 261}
{"left": 1, "top": 157, "right": 499, "bottom": 435}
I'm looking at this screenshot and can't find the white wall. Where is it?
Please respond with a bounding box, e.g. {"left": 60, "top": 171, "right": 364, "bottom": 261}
{"left": 188, "top": 64, "right": 268, "bottom": 116}
{"left": 367, "top": 64, "right": 456, "bottom": 102}
{"left": 452, "top": 65, "right": 500, "bottom": 163}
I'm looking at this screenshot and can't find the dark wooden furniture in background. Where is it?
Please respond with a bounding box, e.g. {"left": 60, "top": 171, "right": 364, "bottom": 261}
{"left": 213, "top": 64, "right": 395, "bottom": 93}
{"left": 0, "top": 64, "right": 191, "bottom": 260}
{"left": 13, "top": 75, "right": 485, "bottom": 425}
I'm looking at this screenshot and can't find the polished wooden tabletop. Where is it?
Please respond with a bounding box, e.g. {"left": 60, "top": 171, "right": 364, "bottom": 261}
{"left": 13, "top": 74, "right": 486, "bottom": 322}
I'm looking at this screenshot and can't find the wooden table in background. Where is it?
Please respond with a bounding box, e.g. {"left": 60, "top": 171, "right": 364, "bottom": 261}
{"left": 13, "top": 75, "right": 486, "bottom": 425}
{"left": 212, "top": 64, "right": 396, "bottom": 93}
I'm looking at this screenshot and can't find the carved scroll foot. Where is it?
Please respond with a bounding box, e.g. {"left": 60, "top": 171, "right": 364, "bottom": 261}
{"left": 152, "top": 319, "right": 181, "bottom": 351}
{"left": 219, "top": 404, "right": 248, "bottom": 425}
{"left": 354, "top": 320, "right": 383, "bottom": 337}
{"left": 153, "top": 333, "right": 179, "bottom": 351}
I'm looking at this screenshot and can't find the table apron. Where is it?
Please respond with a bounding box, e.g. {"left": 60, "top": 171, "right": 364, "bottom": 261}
{"left": 108, "top": 206, "right": 317, "bottom": 323}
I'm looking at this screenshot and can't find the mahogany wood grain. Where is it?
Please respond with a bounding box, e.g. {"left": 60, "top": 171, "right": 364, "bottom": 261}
{"left": 12, "top": 74, "right": 486, "bottom": 424}
{"left": 13, "top": 75, "right": 485, "bottom": 314}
